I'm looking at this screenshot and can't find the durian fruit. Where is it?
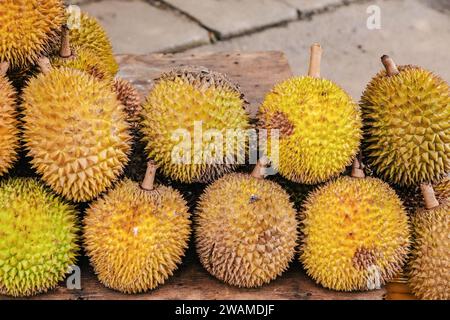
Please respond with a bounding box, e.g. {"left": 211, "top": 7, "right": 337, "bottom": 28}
{"left": 361, "top": 55, "right": 449, "bottom": 186}
{"left": 68, "top": 12, "right": 119, "bottom": 77}
{"left": 408, "top": 184, "right": 449, "bottom": 300}
{"left": 22, "top": 60, "right": 131, "bottom": 202}
{"left": 113, "top": 77, "right": 142, "bottom": 128}
{"left": 434, "top": 174, "right": 450, "bottom": 202}
{"left": 0, "top": 0, "right": 64, "bottom": 69}
{"left": 257, "top": 44, "right": 362, "bottom": 184}
{"left": 141, "top": 66, "right": 250, "bottom": 183}
{"left": 196, "top": 159, "right": 298, "bottom": 288}
{"left": 84, "top": 162, "right": 191, "bottom": 294}
{"left": 300, "top": 159, "right": 410, "bottom": 291}
{"left": 396, "top": 174, "right": 450, "bottom": 214}
{"left": 50, "top": 26, "right": 113, "bottom": 81}
{"left": 0, "top": 64, "right": 19, "bottom": 177}
{"left": 0, "top": 178, "right": 78, "bottom": 297}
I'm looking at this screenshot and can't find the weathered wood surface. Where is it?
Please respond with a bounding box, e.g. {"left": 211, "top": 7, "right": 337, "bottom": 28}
{"left": 116, "top": 51, "right": 294, "bottom": 119}
{"left": 0, "top": 51, "right": 387, "bottom": 300}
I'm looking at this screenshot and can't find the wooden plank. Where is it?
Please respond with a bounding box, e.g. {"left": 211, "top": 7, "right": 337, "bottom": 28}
{"left": 0, "top": 52, "right": 386, "bottom": 300}
{"left": 115, "top": 51, "right": 294, "bottom": 118}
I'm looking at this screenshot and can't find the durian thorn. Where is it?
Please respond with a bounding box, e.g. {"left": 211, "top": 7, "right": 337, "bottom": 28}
{"left": 141, "top": 161, "right": 158, "bottom": 191}
{"left": 381, "top": 55, "right": 399, "bottom": 76}
{"left": 0, "top": 61, "right": 9, "bottom": 76}
{"left": 251, "top": 157, "right": 269, "bottom": 179}
{"left": 420, "top": 183, "right": 439, "bottom": 210}
{"left": 60, "top": 25, "right": 72, "bottom": 58}
{"left": 351, "top": 156, "right": 365, "bottom": 179}
{"left": 308, "top": 43, "right": 323, "bottom": 78}
{"left": 37, "top": 56, "right": 52, "bottom": 74}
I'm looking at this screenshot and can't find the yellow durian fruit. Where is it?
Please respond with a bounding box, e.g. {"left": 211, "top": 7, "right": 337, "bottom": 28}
{"left": 196, "top": 159, "right": 298, "bottom": 288}
{"left": 84, "top": 162, "right": 191, "bottom": 293}
{"left": 22, "top": 63, "right": 131, "bottom": 202}
{"left": 258, "top": 44, "right": 362, "bottom": 184}
{"left": 300, "top": 161, "right": 410, "bottom": 291}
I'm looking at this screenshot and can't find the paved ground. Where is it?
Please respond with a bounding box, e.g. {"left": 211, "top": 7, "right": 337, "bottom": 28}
{"left": 71, "top": 0, "right": 450, "bottom": 100}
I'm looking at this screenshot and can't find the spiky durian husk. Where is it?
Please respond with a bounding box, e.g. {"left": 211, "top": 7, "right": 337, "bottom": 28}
{"left": 84, "top": 179, "right": 191, "bottom": 294}
{"left": 22, "top": 67, "right": 131, "bottom": 202}
{"left": 396, "top": 175, "right": 450, "bottom": 214}
{"left": 408, "top": 203, "right": 449, "bottom": 300}
{"left": 113, "top": 78, "right": 142, "bottom": 128}
{"left": 50, "top": 46, "right": 113, "bottom": 81}
{"left": 434, "top": 175, "right": 450, "bottom": 202}
{"left": 300, "top": 177, "right": 410, "bottom": 291}
{"left": 258, "top": 76, "right": 362, "bottom": 184}
{"left": 68, "top": 12, "right": 119, "bottom": 77}
{"left": 361, "top": 66, "right": 450, "bottom": 186}
{"left": 0, "top": 76, "right": 18, "bottom": 176}
{"left": 0, "top": 0, "right": 64, "bottom": 69}
{"left": 141, "top": 66, "right": 250, "bottom": 183}
{"left": 0, "top": 178, "right": 78, "bottom": 297}
{"left": 196, "top": 173, "right": 298, "bottom": 288}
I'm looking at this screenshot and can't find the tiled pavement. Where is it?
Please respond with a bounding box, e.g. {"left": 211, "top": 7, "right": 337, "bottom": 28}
{"left": 68, "top": 0, "right": 450, "bottom": 99}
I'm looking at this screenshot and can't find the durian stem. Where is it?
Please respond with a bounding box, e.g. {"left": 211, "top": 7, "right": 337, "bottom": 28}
{"left": 308, "top": 43, "right": 323, "bottom": 78}
{"left": 60, "top": 25, "right": 72, "bottom": 58}
{"left": 351, "top": 156, "right": 365, "bottom": 178}
{"left": 37, "top": 56, "right": 52, "bottom": 74}
{"left": 141, "top": 161, "right": 158, "bottom": 191}
{"left": 420, "top": 183, "right": 439, "bottom": 210}
{"left": 381, "top": 55, "right": 399, "bottom": 76}
{"left": 0, "top": 61, "right": 9, "bottom": 76}
{"left": 251, "top": 157, "right": 269, "bottom": 179}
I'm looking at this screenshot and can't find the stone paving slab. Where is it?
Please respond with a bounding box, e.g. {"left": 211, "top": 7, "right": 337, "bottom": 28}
{"left": 79, "top": 0, "right": 210, "bottom": 54}
{"left": 163, "top": 0, "right": 298, "bottom": 39}
{"left": 187, "top": 0, "right": 450, "bottom": 101}
{"left": 281, "top": 0, "right": 344, "bottom": 13}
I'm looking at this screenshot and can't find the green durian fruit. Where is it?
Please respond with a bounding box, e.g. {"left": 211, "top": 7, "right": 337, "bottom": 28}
{"left": 0, "top": 178, "right": 79, "bottom": 297}
{"left": 361, "top": 55, "right": 449, "bottom": 186}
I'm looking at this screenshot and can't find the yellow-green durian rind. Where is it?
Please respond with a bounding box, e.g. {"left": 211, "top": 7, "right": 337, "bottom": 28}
{"left": 50, "top": 46, "right": 114, "bottom": 81}
{"left": 141, "top": 67, "right": 250, "bottom": 183}
{"left": 84, "top": 179, "right": 191, "bottom": 294}
{"left": 22, "top": 67, "right": 131, "bottom": 202}
{"left": 196, "top": 173, "right": 298, "bottom": 288}
{"left": 68, "top": 12, "right": 119, "bottom": 76}
{"left": 0, "top": 178, "right": 79, "bottom": 297}
{"left": 258, "top": 76, "right": 362, "bottom": 184}
{"left": 0, "top": 0, "right": 65, "bottom": 68}
{"left": 300, "top": 177, "right": 410, "bottom": 291}
{"left": 361, "top": 66, "right": 450, "bottom": 186}
{"left": 408, "top": 203, "right": 449, "bottom": 300}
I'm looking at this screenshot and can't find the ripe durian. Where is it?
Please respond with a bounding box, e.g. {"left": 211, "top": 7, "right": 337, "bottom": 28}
{"left": 196, "top": 159, "right": 298, "bottom": 288}
{"left": 113, "top": 77, "right": 142, "bottom": 128}
{"left": 408, "top": 185, "right": 449, "bottom": 300}
{"left": 0, "top": 65, "right": 19, "bottom": 177}
{"left": 0, "top": 0, "right": 64, "bottom": 69}
{"left": 361, "top": 56, "right": 449, "bottom": 186}
{"left": 141, "top": 66, "right": 250, "bottom": 183}
{"left": 50, "top": 26, "right": 113, "bottom": 81}
{"left": 0, "top": 178, "right": 78, "bottom": 297}
{"left": 257, "top": 44, "right": 362, "bottom": 184}
{"left": 68, "top": 12, "right": 119, "bottom": 77}
{"left": 434, "top": 174, "right": 450, "bottom": 202}
{"left": 300, "top": 160, "right": 410, "bottom": 291}
{"left": 22, "top": 61, "right": 131, "bottom": 202}
{"left": 84, "top": 162, "right": 191, "bottom": 294}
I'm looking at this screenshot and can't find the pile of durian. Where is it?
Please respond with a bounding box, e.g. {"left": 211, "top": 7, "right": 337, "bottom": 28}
{"left": 0, "top": 1, "right": 448, "bottom": 300}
